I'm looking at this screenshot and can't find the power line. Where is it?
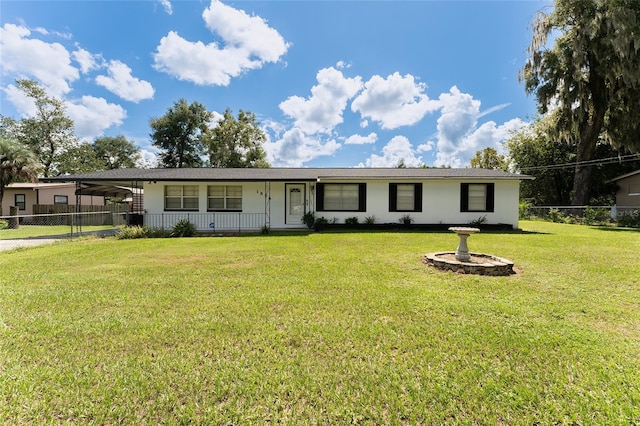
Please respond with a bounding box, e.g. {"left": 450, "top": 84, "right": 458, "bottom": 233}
{"left": 519, "top": 153, "right": 640, "bottom": 171}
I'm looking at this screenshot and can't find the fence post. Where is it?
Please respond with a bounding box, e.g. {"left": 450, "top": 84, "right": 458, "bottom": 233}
{"left": 8, "top": 206, "right": 19, "bottom": 229}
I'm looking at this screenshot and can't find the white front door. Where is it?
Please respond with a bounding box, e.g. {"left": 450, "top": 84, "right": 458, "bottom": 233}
{"left": 285, "top": 183, "right": 305, "bottom": 225}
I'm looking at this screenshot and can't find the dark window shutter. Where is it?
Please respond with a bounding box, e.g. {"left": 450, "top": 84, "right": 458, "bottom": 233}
{"left": 414, "top": 183, "right": 423, "bottom": 212}
{"left": 389, "top": 183, "right": 398, "bottom": 211}
{"left": 316, "top": 183, "right": 325, "bottom": 211}
{"left": 486, "top": 183, "right": 495, "bottom": 212}
{"left": 358, "top": 183, "right": 367, "bottom": 212}
{"left": 460, "top": 183, "right": 469, "bottom": 212}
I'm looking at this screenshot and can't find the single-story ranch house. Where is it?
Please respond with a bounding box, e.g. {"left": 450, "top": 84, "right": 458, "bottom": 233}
{"left": 1, "top": 182, "right": 106, "bottom": 216}
{"left": 609, "top": 169, "right": 640, "bottom": 214}
{"left": 45, "top": 167, "right": 533, "bottom": 231}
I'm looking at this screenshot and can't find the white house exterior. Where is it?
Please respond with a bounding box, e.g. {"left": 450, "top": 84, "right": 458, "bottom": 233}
{"left": 45, "top": 168, "right": 532, "bottom": 231}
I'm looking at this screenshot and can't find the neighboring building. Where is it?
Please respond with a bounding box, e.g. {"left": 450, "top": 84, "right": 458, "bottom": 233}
{"left": 610, "top": 169, "right": 640, "bottom": 213}
{"left": 45, "top": 167, "right": 533, "bottom": 231}
{"left": 1, "top": 182, "right": 105, "bottom": 216}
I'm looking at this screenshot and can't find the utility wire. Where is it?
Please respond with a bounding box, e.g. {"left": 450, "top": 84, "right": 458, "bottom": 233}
{"left": 519, "top": 153, "right": 640, "bottom": 171}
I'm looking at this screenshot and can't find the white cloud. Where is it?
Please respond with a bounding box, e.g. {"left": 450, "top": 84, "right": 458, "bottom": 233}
{"left": 345, "top": 132, "right": 377, "bottom": 145}
{"left": 359, "top": 135, "right": 423, "bottom": 168}
{"left": 433, "top": 86, "right": 526, "bottom": 167}
{"left": 351, "top": 72, "right": 440, "bottom": 130}
{"left": 417, "top": 141, "right": 434, "bottom": 152}
{"left": 95, "top": 60, "right": 155, "bottom": 102}
{"left": 264, "top": 127, "right": 341, "bottom": 167}
{"left": 279, "top": 67, "right": 362, "bottom": 134}
{"left": 66, "top": 96, "right": 127, "bottom": 140}
{"left": 153, "top": 0, "right": 289, "bottom": 86}
{"left": 72, "top": 47, "right": 102, "bottom": 74}
{"left": 159, "top": 0, "right": 173, "bottom": 15}
{"left": 137, "top": 148, "right": 159, "bottom": 168}
{"left": 0, "top": 23, "right": 79, "bottom": 97}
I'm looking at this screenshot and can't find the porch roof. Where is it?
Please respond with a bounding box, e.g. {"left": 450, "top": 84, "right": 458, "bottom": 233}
{"left": 43, "top": 167, "right": 533, "bottom": 184}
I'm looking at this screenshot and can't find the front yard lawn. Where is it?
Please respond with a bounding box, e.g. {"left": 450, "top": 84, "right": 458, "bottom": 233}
{"left": 1, "top": 221, "right": 638, "bottom": 424}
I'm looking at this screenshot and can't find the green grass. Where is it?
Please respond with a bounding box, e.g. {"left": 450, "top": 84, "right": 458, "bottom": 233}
{"left": 0, "top": 225, "right": 115, "bottom": 239}
{"left": 1, "top": 221, "right": 639, "bottom": 424}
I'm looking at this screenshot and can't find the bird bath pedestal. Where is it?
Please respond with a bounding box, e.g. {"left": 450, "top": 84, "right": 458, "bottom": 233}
{"left": 448, "top": 227, "right": 480, "bottom": 261}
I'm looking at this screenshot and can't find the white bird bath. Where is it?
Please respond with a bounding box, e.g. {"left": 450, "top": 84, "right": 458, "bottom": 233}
{"left": 423, "top": 226, "right": 515, "bottom": 276}
{"left": 448, "top": 227, "right": 480, "bottom": 261}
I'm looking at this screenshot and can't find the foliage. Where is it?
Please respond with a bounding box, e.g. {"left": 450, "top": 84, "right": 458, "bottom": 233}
{"left": 399, "top": 214, "right": 414, "bottom": 225}
{"left": 469, "top": 147, "right": 509, "bottom": 171}
{"left": 170, "top": 219, "right": 196, "bottom": 237}
{"left": 583, "top": 206, "right": 610, "bottom": 225}
{"left": 469, "top": 215, "right": 487, "bottom": 226}
{"left": 92, "top": 136, "right": 141, "bottom": 169}
{"left": 150, "top": 99, "right": 212, "bottom": 168}
{"left": 521, "top": 0, "right": 640, "bottom": 205}
{"left": 261, "top": 225, "right": 270, "bottom": 234}
{"left": 313, "top": 216, "right": 329, "bottom": 231}
{"left": 0, "top": 220, "right": 8, "bottom": 230}
{"left": 519, "top": 201, "right": 533, "bottom": 220}
{"left": 505, "top": 116, "right": 639, "bottom": 205}
{"left": 617, "top": 210, "right": 640, "bottom": 228}
{"left": 364, "top": 215, "right": 377, "bottom": 226}
{"left": 56, "top": 142, "right": 103, "bottom": 175}
{"left": 0, "top": 138, "right": 41, "bottom": 216}
{"left": 7, "top": 79, "right": 79, "bottom": 177}
{"left": 344, "top": 216, "right": 359, "bottom": 226}
{"left": 205, "top": 109, "right": 270, "bottom": 168}
{"left": 2, "top": 223, "right": 639, "bottom": 424}
{"left": 301, "top": 211, "right": 315, "bottom": 229}
{"left": 116, "top": 226, "right": 170, "bottom": 240}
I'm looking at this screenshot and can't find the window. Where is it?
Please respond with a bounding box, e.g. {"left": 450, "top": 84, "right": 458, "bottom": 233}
{"left": 317, "top": 183, "right": 366, "bottom": 212}
{"left": 460, "top": 183, "right": 494, "bottom": 212}
{"left": 54, "top": 195, "right": 68, "bottom": 205}
{"left": 164, "top": 185, "right": 199, "bottom": 210}
{"left": 208, "top": 185, "right": 242, "bottom": 211}
{"left": 389, "top": 183, "right": 422, "bottom": 212}
{"left": 15, "top": 194, "right": 26, "bottom": 210}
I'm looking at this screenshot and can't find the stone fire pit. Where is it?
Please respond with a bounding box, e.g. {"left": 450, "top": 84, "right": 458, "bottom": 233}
{"left": 424, "top": 227, "right": 515, "bottom": 276}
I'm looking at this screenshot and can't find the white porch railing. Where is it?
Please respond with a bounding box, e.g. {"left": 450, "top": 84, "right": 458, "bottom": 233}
{"left": 143, "top": 212, "right": 267, "bottom": 232}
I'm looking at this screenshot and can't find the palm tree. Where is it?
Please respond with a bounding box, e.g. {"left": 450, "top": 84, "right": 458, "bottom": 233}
{"left": 0, "top": 138, "right": 41, "bottom": 216}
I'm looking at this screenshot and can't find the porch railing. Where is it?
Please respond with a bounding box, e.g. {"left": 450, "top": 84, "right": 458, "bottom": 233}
{"left": 143, "top": 212, "right": 266, "bottom": 232}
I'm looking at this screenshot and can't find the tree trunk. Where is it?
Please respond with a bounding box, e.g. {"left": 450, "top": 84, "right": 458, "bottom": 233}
{"left": 571, "top": 58, "right": 607, "bottom": 206}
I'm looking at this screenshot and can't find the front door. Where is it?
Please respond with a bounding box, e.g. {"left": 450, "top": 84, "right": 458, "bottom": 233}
{"left": 285, "top": 183, "right": 305, "bottom": 225}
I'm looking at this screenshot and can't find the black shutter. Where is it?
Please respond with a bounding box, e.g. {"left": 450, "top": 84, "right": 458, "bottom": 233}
{"left": 389, "top": 183, "right": 398, "bottom": 212}
{"left": 358, "top": 183, "right": 367, "bottom": 212}
{"left": 414, "top": 183, "right": 423, "bottom": 212}
{"left": 486, "top": 183, "right": 495, "bottom": 212}
{"left": 460, "top": 183, "right": 469, "bottom": 212}
{"left": 316, "top": 183, "right": 325, "bottom": 211}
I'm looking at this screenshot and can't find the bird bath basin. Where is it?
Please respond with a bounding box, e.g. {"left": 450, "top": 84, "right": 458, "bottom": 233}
{"left": 423, "top": 227, "right": 515, "bottom": 276}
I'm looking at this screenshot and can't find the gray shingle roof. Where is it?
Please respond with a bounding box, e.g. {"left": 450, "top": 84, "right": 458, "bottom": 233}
{"left": 43, "top": 167, "right": 532, "bottom": 183}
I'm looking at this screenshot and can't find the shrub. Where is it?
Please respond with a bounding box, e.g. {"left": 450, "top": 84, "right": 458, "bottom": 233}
{"left": 519, "top": 201, "right": 532, "bottom": 220}
{"left": 302, "top": 212, "right": 315, "bottom": 229}
{"left": 399, "top": 214, "right": 413, "bottom": 225}
{"left": 584, "top": 207, "right": 610, "bottom": 225}
{"left": 345, "top": 216, "right": 359, "bottom": 226}
{"left": 116, "top": 225, "right": 148, "bottom": 239}
{"left": 170, "top": 219, "right": 196, "bottom": 238}
{"left": 0, "top": 220, "right": 8, "bottom": 230}
{"left": 313, "top": 216, "right": 329, "bottom": 231}
{"left": 261, "top": 225, "right": 270, "bottom": 234}
{"left": 618, "top": 210, "right": 640, "bottom": 228}
{"left": 364, "top": 215, "right": 376, "bottom": 226}
{"left": 469, "top": 215, "right": 487, "bottom": 226}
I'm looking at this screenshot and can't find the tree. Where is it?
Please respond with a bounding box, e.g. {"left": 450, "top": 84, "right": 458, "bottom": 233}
{"left": 506, "top": 115, "right": 640, "bottom": 205}
{"left": 11, "top": 79, "right": 79, "bottom": 177}
{"left": 92, "top": 136, "right": 141, "bottom": 169}
{"left": 150, "top": 99, "right": 212, "bottom": 168}
{"left": 506, "top": 117, "right": 576, "bottom": 205}
{"left": 205, "top": 109, "right": 270, "bottom": 168}
{"left": 57, "top": 143, "right": 103, "bottom": 175}
{"left": 521, "top": 0, "right": 640, "bottom": 205}
{"left": 469, "top": 147, "right": 509, "bottom": 171}
{"left": 0, "top": 138, "right": 41, "bottom": 216}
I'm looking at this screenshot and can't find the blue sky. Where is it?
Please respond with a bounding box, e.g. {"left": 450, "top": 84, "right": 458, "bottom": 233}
{"left": 1, "top": 0, "right": 549, "bottom": 168}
